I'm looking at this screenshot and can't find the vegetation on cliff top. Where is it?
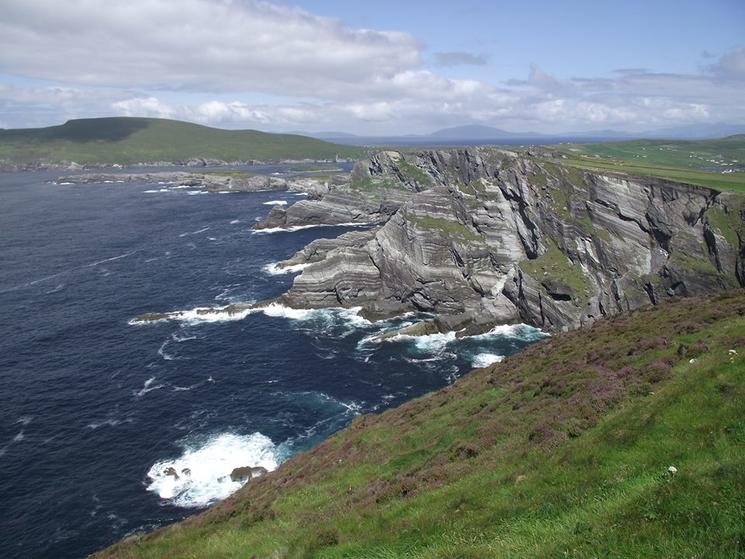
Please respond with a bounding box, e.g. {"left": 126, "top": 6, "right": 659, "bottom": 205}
{"left": 553, "top": 136, "right": 745, "bottom": 192}
{"left": 98, "top": 291, "right": 745, "bottom": 558}
{"left": 0, "top": 117, "right": 364, "bottom": 165}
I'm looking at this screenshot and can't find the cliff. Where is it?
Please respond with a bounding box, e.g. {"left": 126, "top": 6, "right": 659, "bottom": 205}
{"left": 269, "top": 148, "right": 745, "bottom": 333}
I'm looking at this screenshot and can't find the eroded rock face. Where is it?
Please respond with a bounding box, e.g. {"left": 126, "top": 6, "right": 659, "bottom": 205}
{"left": 271, "top": 148, "right": 744, "bottom": 332}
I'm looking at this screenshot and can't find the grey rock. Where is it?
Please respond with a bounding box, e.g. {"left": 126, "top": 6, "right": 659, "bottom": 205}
{"left": 267, "top": 148, "right": 744, "bottom": 332}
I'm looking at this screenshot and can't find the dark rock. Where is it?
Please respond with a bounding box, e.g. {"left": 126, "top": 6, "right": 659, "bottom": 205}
{"left": 541, "top": 279, "right": 573, "bottom": 301}
{"left": 230, "top": 466, "right": 269, "bottom": 482}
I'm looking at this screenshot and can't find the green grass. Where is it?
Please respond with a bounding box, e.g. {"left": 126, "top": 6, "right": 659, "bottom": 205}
{"left": 98, "top": 291, "right": 745, "bottom": 559}
{"left": 0, "top": 117, "right": 364, "bottom": 165}
{"left": 553, "top": 136, "right": 745, "bottom": 193}
{"left": 520, "top": 240, "right": 592, "bottom": 305}
{"left": 409, "top": 214, "right": 483, "bottom": 242}
{"left": 554, "top": 155, "right": 745, "bottom": 192}
{"left": 564, "top": 136, "right": 745, "bottom": 171}
{"left": 350, "top": 175, "right": 407, "bottom": 191}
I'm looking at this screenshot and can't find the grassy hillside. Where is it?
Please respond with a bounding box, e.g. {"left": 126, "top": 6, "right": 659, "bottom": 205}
{"left": 0, "top": 117, "right": 363, "bottom": 165}
{"left": 554, "top": 135, "right": 745, "bottom": 192}
{"left": 99, "top": 291, "right": 745, "bottom": 558}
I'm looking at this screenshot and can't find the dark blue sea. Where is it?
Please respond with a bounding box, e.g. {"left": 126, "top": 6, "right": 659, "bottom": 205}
{"left": 0, "top": 167, "right": 543, "bottom": 558}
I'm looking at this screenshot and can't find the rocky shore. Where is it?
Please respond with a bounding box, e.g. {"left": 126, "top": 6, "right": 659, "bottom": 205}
{"left": 261, "top": 148, "right": 745, "bottom": 333}
{"left": 135, "top": 148, "right": 744, "bottom": 334}
{"left": 57, "top": 171, "right": 346, "bottom": 194}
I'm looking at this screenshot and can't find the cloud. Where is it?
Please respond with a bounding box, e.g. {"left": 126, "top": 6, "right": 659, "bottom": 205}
{"left": 0, "top": 0, "right": 420, "bottom": 98}
{"left": 433, "top": 51, "right": 488, "bottom": 67}
{"left": 0, "top": 0, "right": 742, "bottom": 134}
{"left": 708, "top": 46, "right": 745, "bottom": 80}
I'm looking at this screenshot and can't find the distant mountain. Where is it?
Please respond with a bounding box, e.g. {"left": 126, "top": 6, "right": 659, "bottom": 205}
{"left": 427, "top": 124, "right": 547, "bottom": 140}
{"left": 295, "top": 122, "right": 745, "bottom": 148}
{"left": 0, "top": 117, "right": 363, "bottom": 166}
{"left": 642, "top": 122, "right": 745, "bottom": 140}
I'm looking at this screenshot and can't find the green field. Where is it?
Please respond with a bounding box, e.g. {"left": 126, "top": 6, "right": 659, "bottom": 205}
{"left": 98, "top": 291, "right": 745, "bottom": 558}
{"left": 554, "top": 136, "right": 745, "bottom": 192}
{"left": 0, "top": 117, "right": 364, "bottom": 165}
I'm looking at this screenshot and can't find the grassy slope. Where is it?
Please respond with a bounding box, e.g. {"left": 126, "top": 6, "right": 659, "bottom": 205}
{"left": 554, "top": 136, "right": 745, "bottom": 193}
{"left": 99, "top": 291, "right": 745, "bottom": 559}
{"left": 0, "top": 117, "right": 363, "bottom": 164}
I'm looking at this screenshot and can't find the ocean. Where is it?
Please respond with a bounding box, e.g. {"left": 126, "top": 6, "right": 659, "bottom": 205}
{"left": 0, "top": 166, "right": 543, "bottom": 558}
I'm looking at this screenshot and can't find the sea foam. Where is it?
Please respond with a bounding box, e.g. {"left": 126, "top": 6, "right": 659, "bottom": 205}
{"left": 252, "top": 222, "right": 374, "bottom": 234}
{"left": 262, "top": 262, "right": 310, "bottom": 275}
{"left": 471, "top": 353, "right": 505, "bottom": 368}
{"left": 146, "top": 432, "right": 278, "bottom": 508}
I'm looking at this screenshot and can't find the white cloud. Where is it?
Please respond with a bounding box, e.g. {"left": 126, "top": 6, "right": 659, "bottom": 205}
{"left": 111, "top": 97, "right": 175, "bottom": 119}
{"left": 0, "top": 0, "right": 742, "bottom": 134}
{"left": 0, "top": 0, "right": 419, "bottom": 98}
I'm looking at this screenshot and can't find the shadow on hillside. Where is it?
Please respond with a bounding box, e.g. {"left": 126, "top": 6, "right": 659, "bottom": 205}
{"left": 48, "top": 118, "right": 151, "bottom": 142}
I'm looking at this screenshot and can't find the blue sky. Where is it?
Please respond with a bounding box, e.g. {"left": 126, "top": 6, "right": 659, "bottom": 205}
{"left": 0, "top": 0, "right": 743, "bottom": 133}
{"left": 295, "top": 0, "right": 744, "bottom": 77}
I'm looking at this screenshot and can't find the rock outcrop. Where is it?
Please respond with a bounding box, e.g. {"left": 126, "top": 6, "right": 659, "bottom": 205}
{"left": 272, "top": 149, "right": 745, "bottom": 332}
{"left": 56, "top": 171, "right": 329, "bottom": 193}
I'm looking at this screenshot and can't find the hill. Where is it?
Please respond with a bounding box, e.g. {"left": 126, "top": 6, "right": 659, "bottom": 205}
{"left": 428, "top": 124, "right": 546, "bottom": 140}
{"left": 0, "top": 117, "right": 364, "bottom": 166}
{"left": 98, "top": 290, "right": 745, "bottom": 558}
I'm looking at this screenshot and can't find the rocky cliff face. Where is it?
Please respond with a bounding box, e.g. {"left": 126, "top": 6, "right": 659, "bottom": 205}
{"left": 271, "top": 148, "right": 744, "bottom": 332}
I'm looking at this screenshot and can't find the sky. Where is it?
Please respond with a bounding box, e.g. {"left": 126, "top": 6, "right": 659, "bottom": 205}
{"left": 0, "top": 0, "right": 743, "bottom": 134}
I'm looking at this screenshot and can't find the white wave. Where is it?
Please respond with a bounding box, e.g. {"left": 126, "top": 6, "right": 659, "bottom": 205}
{"left": 262, "top": 262, "right": 310, "bottom": 275}
{"left": 473, "top": 323, "right": 548, "bottom": 341}
{"left": 146, "top": 432, "right": 278, "bottom": 508}
{"left": 179, "top": 227, "right": 210, "bottom": 238}
{"left": 293, "top": 192, "right": 309, "bottom": 196}
{"left": 186, "top": 190, "right": 208, "bottom": 195}
{"left": 87, "top": 418, "right": 133, "bottom": 430}
{"left": 57, "top": 181, "right": 74, "bottom": 185}
{"left": 229, "top": 219, "right": 241, "bottom": 224}
{"left": 158, "top": 340, "right": 175, "bottom": 361}
{"left": 171, "top": 185, "right": 192, "bottom": 189}
{"left": 252, "top": 222, "right": 374, "bottom": 234}
{"left": 86, "top": 250, "right": 137, "bottom": 268}
{"left": 45, "top": 283, "right": 65, "bottom": 294}
{"left": 136, "top": 376, "right": 165, "bottom": 397}
{"left": 179, "top": 304, "right": 256, "bottom": 324}
{"left": 143, "top": 188, "right": 171, "bottom": 193}
{"left": 385, "top": 331, "right": 457, "bottom": 352}
{"left": 129, "top": 302, "right": 369, "bottom": 329}
{"left": 172, "top": 332, "right": 197, "bottom": 343}
{"left": 263, "top": 200, "right": 288, "bottom": 206}
{"left": 261, "top": 303, "right": 369, "bottom": 327}
{"left": 472, "top": 353, "right": 505, "bottom": 368}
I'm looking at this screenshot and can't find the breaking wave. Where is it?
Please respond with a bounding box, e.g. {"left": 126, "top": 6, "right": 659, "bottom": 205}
{"left": 262, "top": 262, "right": 310, "bottom": 275}
{"left": 146, "top": 432, "right": 278, "bottom": 508}
{"left": 252, "top": 222, "right": 374, "bottom": 234}
{"left": 471, "top": 353, "right": 505, "bottom": 368}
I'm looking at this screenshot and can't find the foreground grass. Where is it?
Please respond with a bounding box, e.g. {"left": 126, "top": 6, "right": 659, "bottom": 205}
{"left": 0, "top": 117, "right": 363, "bottom": 165}
{"left": 99, "top": 292, "right": 745, "bottom": 558}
